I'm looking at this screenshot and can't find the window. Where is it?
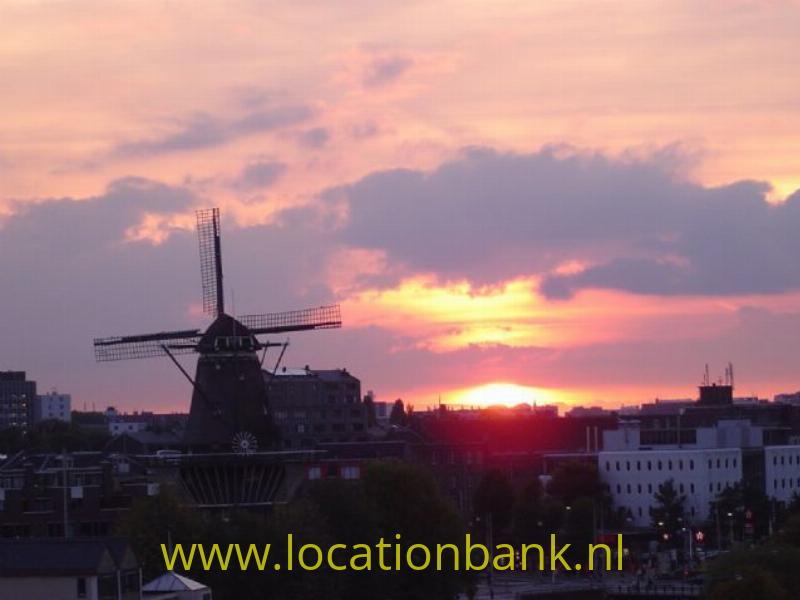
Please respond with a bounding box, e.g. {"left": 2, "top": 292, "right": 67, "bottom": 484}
{"left": 648, "top": 483, "right": 653, "bottom": 493}
{"left": 616, "top": 461, "right": 620, "bottom": 471}
{"left": 647, "top": 461, "right": 652, "bottom": 471}
{"left": 690, "top": 460, "right": 694, "bottom": 470}
{"left": 733, "top": 459, "right": 737, "bottom": 468}
{"left": 637, "top": 461, "right": 641, "bottom": 471}
{"left": 77, "top": 578, "right": 87, "bottom": 598}
{"left": 679, "top": 460, "right": 683, "bottom": 470}
{"left": 637, "top": 484, "right": 642, "bottom": 494}
{"left": 658, "top": 461, "right": 662, "bottom": 471}
{"left": 616, "top": 484, "right": 621, "bottom": 493}
{"left": 341, "top": 466, "right": 360, "bottom": 480}
{"left": 308, "top": 467, "right": 322, "bottom": 480}
{"left": 606, "top": 462, "right": 611, "bottom": 471}
{"left": 626, "top": 461, "right": 631, "bottom": 471}
{"left": 668, "top": 460, "right": 673, "bottom": 470}
{"left": 627, "top": 484, "right": 631, "bottom": 493}
{"left": 708, "top": 459, "right": 712, "bottom": 469}
{"left": 690, "top": 483, "right": 695, "bottom": 493}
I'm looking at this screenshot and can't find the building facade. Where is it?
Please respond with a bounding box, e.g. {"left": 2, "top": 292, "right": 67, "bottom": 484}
{"left": 32, "top": 391, "right": 71, "bottom": 424}
{"left": 0, "top": 538, "right": 140, "bottom": 600}
{"left": 266, "top": 367, "right": 370, "bottom": 449}
{"left": 0, "top": 371, "right": 36, "bottom": 430}
{"left": 601, "top": 418, "right": 800, "bottom": 527}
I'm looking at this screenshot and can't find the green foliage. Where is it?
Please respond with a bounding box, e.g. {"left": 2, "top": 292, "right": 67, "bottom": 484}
{"left": 389, "top": 399, "right": 407, "bottom": 426}
{"left": 0, "top": 420, "right": 110, "bottom": 454}
{"left": 712, "top": 482, "right": 771, "bottom": 540}
{"left": 115, "top": 488, "right": 207, "bottom": 580}
{"left": 708, "top": 545, "right": 800, "bottom": 599}
{"left": 473, "top": 469, "right": 514, "bottom": 532}
{"left": 511, "top": 476, "right": 545, "bottom": 544}
{"left": 711, "top": 565, "right": 791, "bottom": 600}
{"left": 117, "top": 461, "right": 471, "bottom": 600}
{"left": 547, "top": 461, "right": 605, "bottom": 506}
{"left": 651, "top": 479, "right": 686, "bottom": 536}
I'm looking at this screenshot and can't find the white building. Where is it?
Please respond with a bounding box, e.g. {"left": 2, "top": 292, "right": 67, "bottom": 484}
{"left": 601, "top": 447, "right": 742, "bottom": 526}
{"left": 32, "top": 391, "right": 71, "bottom": 423}
{"left": 764, "top": 446, "right": 800, "bottom": 504}
{"left": 599, "top": 419, "right": 786, "bottom": 527}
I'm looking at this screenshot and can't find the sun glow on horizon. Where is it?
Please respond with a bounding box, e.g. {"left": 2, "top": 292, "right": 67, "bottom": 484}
{"left": 448, "top": 382, "right": 569, "bottom": 409}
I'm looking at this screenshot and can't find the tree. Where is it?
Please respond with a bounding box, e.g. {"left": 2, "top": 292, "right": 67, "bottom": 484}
{"left": 708, "top": 545, "right": 800, "bottom": 599}
{"left": 512, "top": 476, "right": 543, "bottom": 544}
{"left": 713, "top": 482, "right": 771, "bottom": 542}
{"left": 547, "top": 461, "right": 605, "bottom": 506}
{"left": 363, "top": 394, "right": 376, "bottom": 427}
{"left": 651, "top": 479, "right": 687, "bottom": 542}
{"left": 474, "top": 469, "right": 514, "bottom": 533}
{"left": 115, "top": 488, "right": 206, "bottom": 580}
{"left": 711, "top": 566, "right": 791, "bottom": 600}
{"left": 389, "top": 399, "right": 407, "bottom": 426}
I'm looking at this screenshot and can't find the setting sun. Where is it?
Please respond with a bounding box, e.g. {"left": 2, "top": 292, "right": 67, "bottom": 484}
{"left": 449, "top": 382, "right": 567, "bottom": 409}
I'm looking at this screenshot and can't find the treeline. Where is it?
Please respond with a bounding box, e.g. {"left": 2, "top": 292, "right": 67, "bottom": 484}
{"left": 116, "top": 461, "right": 474, "bottom": 600}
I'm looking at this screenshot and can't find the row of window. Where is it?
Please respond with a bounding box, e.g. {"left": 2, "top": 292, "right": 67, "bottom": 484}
{"left": 773, "top": 478, "right": 800, "bottom": 491}
{"left": 771, "top": 454, "right": 800, "bottom": 467}
{"left": 273, "top": 408, "right": 364, "bottom": 420}
{"left": 294, "top": 422, "right": 364, "bottom": 434}
{"left": 308, "top": 465, "right": 360, "bottom": 480}
{"left": 615, "top": 481, "right": 697, "bottom": 495}
{"left": 605, "top": 456, "right": 738, "bottom": 473}
{"left": 620, "top": 505, "right": 698, "bottom": 519}
{"left": 615, "top": 480, "right": 736, "bottom": 496}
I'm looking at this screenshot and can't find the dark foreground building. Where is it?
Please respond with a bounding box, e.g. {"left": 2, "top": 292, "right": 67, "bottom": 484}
{"left": 0, "top": 538, "right": 140, "bottom": 600}
{"left": 266, "top": 366, "right": 370, "bottom": 449}
{"left": 0, "top": 371, "right": 36, "bottom": 431}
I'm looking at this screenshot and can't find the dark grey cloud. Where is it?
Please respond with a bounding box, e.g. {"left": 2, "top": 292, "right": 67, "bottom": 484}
{"left": 331, "top": 146, "right": 800, "bottom": 298}
{"left": 296, "top": 127, "right": 330, "bottom": 149}
{"left": 0, "top": 179, "right": 339, "bottom": 411}
{"left": 235, "top": 161, "right": 287, "bottom": 189}
{"left": 363, "top": 55, "right": 413, "bottom": 88}
{"left": 5, "top": 147, "right": 800, "bottom": 412}
{"left": 114, "top": 105, "right": 313, "bottom": 157}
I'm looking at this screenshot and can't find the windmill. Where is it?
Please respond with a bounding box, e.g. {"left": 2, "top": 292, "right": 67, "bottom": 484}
{"left": 94, "top": 208, "right": 341, "bottom": 453}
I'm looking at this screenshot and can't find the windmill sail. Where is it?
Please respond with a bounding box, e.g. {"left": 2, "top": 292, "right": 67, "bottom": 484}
{"left": 196, "top": 208, "right": 224, "bottom": 317}
{"left": 239, "top": 304, "right": 342, "bottom": 335}
{"left": 93, "top": 329, "right": 201, "bottom": 361}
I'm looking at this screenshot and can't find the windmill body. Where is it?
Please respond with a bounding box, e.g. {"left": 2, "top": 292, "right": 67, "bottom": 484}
{"left": 94, "top": 208, "right": 341, "bottom": 453}
{"left": 183, "top": 314, "right": 275, "bottom": 449}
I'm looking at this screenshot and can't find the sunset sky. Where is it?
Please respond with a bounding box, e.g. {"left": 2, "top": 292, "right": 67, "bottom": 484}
{"left": 2, "top": 0, "right": 800, "bottom": 412}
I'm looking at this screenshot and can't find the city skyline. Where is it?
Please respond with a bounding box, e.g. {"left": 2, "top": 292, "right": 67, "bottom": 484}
{"left": 2, "top": 1, "right": 800, "bottom": 412}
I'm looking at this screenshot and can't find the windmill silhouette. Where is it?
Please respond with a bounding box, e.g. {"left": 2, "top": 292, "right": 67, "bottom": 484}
{"left": 94, "top": 208, "right": 341, "bottom": 453}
